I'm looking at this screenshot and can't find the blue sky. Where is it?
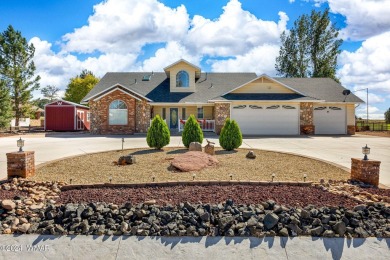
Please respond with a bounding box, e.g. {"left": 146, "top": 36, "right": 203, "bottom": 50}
{"left": 0, "top": 0, "right": 389, "bottom": 119}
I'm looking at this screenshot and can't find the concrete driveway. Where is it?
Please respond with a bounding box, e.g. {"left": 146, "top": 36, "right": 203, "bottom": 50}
{"left": 0, "top": 133, "right": 389, "bottom": 186}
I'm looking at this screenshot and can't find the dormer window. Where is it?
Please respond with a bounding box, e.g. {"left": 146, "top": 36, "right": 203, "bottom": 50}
{"left": 176, "top": 70, "right": 189, "bottom": 87}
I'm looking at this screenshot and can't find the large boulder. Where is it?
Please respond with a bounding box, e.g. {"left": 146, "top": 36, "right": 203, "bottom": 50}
{"left": 1, "top": 200, "right": 16, "bottom": 210}
{"left": 171, "top": 151, "right": 218, "bottom": 172}
{"left": 118, "top": 155, "right": 136, "bottom": 165}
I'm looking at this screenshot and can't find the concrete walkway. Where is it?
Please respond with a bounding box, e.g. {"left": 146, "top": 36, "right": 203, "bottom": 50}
{"left": 0, "top": 133, "right": 389, "bottom": 186}
{"left": 0, "top": 235, "right": 388, "bottom": 259}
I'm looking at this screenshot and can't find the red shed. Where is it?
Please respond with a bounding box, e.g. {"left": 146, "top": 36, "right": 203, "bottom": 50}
{"left": 45, "top": 100, "right": 90, "bottom": 131}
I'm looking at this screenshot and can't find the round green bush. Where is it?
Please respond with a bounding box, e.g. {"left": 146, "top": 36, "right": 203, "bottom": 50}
{"left": 182, "top": 115, "right": 204, "bottom": 148}
{"left": 147, "top": 115, "right": 170, "bottom": 149}
{"left": 219, "top": 118, "right": 242, "bottom": 151}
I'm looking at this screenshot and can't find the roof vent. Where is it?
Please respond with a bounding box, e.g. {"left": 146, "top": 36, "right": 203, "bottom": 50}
{"left": 142, "top": 75, "right": 152, "bottom": 81}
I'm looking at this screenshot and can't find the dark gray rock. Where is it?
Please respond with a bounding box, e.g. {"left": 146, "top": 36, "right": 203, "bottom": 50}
{"left": 300, "top": 209, "right": 310, "bottom": 219}
{"left": 118, "top": 155, "right": 136, "bottom": 165}
{"left": 333, "top": 221, "right": 346, "bottom": 236}
{"left": 279, "top": 228, "right": 289, "bottom": 237}
{"left": 355, "top": 227, "right": 370, "bottom": 238}
{"left": 310, "top": 226, "right": 323, "bottom": 236}
{"left": 247, "top": 217, "right": 258, "bottom": 227}
{"left": 264, "top": 213, "right": 279, "bottom": 230}
{"left": 218, "top": 216, "right": 234, "bottom": 229}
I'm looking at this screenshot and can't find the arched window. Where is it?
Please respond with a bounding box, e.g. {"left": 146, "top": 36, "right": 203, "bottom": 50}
{"left": 109, "top": 100, "right": 128, "bottom": 125}
{"left": 176, "top": 70, "right": 189, "bottom": 87}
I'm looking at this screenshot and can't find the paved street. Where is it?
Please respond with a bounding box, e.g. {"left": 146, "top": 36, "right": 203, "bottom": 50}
{"left": 0, "top": 133, "right": 389, "bottom": 186}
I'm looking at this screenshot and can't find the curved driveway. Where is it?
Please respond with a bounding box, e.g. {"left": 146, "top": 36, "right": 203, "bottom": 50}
{"left": 1, "top": 133, "right": 389, "bottom": 186}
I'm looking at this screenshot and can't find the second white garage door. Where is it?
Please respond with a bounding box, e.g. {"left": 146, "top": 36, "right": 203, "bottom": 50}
{"left": 314, "top": 105, "right": 346, "bottom": 134}
{"left": 231, "top": 104, "right": 299, "bottom": 135}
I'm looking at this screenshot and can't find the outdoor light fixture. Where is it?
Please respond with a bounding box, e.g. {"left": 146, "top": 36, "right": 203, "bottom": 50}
{"left": 122, "top": 138, "right": 125, "bottom": 151}
{"left": 303, "top": 174, "right": 307, "bottom": 182}
{"left": 17, "top": 137, "right": 24, "bottom": 152}
{"left": 69, "top": 178, "right": 72, "bottom": 184}
{"left": 109, "top": 176, "right": 112, "bottom": 183}
{"left": 152, "top": 176, "right": 155, "bottom": 182}
{"left": 192, "top": 173, "right": 196, "bottom": 181}
{"left": 272, "top": 173, "right": 275, "bottom": 182}
{"left": 362, "top": 144, "right": 370, "bottom": 160}
{"left": 229, "top": 173, "right": 233, "bottom": 180}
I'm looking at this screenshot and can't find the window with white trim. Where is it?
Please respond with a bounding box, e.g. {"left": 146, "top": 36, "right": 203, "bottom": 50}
{"left": 176, "top": 70, "right": 189, "bottom": 87}
{"left": 87, "top": 112, "right": 91, "bottom": 122}
{"left": 109, "top": 100, "right": 128, "bottom": 125}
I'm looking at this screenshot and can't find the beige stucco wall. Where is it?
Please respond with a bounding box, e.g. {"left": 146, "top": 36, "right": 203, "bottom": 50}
{"left": 232, "top": 78, "right": 294, "bottom": 94}
{"left": 346, "top": 104, "right": 356, "bottom": 125}
{"left": 166, "top": 61, "right": 198, "bottom": 93}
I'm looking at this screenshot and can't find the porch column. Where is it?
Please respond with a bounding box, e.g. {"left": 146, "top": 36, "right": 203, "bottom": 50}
{"left": 300, "top": 102, "right": 315, "bottom": 135}
{"left": 214, "top": 103, "right": 230, "bottom": 134}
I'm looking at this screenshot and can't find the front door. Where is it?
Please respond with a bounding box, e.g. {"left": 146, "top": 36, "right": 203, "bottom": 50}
{"left": 170, "top": 108, "right": 178, "bottom": 129}
{"left": 77, "top": 110, "right": 85, "bottom": 130}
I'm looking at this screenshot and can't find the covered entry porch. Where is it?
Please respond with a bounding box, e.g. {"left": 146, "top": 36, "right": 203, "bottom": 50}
{"left": 151, "top": 104, "right": 216, "bottom": 132}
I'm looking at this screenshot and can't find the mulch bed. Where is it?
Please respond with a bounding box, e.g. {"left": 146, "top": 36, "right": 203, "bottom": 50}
{"left": 0, "top": 189, "right": 27, "bottom": 200}
{"left": 59, "top": 184, "right": 361, "bottom": 208}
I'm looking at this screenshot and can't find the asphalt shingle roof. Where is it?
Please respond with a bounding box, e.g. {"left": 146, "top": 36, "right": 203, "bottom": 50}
{"left": 82, "top": 72, "right": 364, "bottom": 104}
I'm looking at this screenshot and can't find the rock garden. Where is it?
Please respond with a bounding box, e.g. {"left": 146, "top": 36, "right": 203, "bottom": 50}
{"left": 0, "top": 116, "right": 389, "bottom": 238}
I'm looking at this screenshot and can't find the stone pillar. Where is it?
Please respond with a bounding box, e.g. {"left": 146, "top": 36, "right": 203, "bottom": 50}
{"left": 300, "top": 102, "right": 315, "bottom": 135}
{"left": 347, "top": 125, "right": 356, "bottom": 135}
{"left": 351, "top": 158, "right": 381, "bottom": 186}
{"left": 136, "top": 100, "right": 151, "bottom": 133}
{"left": 6, "top": 151, "right": 35, "bottom": 178}
{"left": 214, "top": 103, "right": 230, "bottom": 134}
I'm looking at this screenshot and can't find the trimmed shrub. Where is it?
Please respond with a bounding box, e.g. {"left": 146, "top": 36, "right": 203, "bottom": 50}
{"left": 147, "top": 115, "right": 170, "bottom": 149}
{"left": 219, "top": 118, "right": 242, "bottom": 151}
{"left": 182, "top": 115, "right": 204, "bottom": 148}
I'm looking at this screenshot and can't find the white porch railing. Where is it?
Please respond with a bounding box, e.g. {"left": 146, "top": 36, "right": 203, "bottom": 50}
{"left": 178, "top": 119, "right": 215, "bottom": 132}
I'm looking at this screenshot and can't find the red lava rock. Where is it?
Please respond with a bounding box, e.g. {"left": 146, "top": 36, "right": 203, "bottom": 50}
{"left": 0, "top": 190, "right": 27, "bottom": 200}
{"left": 59, "top": 185, "right": 361, "bottom": 208}
{"left": 171, "top": 151, "right": 218, "bottom": 172}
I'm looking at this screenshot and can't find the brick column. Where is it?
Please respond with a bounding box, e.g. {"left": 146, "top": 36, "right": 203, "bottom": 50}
{"left": 6, "top": 151, "right": 35, "bottom": 178}
{"left": 351, "top": 158, "right": 381, "bottom": 186}
{"left": 300, "top": 102, "right": 315, "bottom": 135}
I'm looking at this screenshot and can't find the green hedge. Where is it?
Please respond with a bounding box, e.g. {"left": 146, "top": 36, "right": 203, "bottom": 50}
{"left": 219, "top": 118, "right": 242, "bottom": 151}
{"left": 147, "top": 115, "right": 170, "bottom": 149}
{"left": 182, "top": 115, "right": 204, "bottom": 148}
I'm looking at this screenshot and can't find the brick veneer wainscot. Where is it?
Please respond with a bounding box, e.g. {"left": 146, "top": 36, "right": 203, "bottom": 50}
{"left": 89, "top": 89, "right": 148, "bottom": 134}
{"left": 300, "top": 102, "right": 315, "bottom": 135}
{"left": 6, "top": 151, "right": 35, "bottom": 178}
{"left": 214, "top": 103, "right": 230, "bottom": 134}
{"left": 347, "top": 125, "right": 356, "bottom": 135}
{"left": 351, "top": 158, "right": 381, "bottom": 186}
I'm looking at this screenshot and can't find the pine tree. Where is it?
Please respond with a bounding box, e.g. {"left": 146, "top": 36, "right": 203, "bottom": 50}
{"left": 275, "top": 9, "right": 342, "bottom": 81}
{"left": 0, "top": 25, "right": 40, "bottom": 126}
{"left": 147, "top": 115, "right": 170, "bottom": 149}
{"left": 182, "top": 115, "right": 204, "bottom": 148}
{"left": 219, "top": 118, "right": 243, "bottom": 151}
{"left": 0, "top": 81, "right": 12, "bottom": 128}
{"left": 385, "top": 108, "right": 390, "bottom": 124}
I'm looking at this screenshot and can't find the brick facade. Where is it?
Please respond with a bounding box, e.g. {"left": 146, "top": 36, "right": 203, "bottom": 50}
{"left": 214, "top": 103, "right": 230, "bottom": 134}
{"left": 89, "top": 89, "right": 149, "bottom": 134}
{"left": 347, "top": 125, "right": 356, "bottom": 135}
{"left": 351, "top": 158, "right": 381, "bottom": 187}
{"left": 300, "top": 102, "right": 315, "bottom": 135}
{"left": 6, "top": 151, "right": 35, "bottom": 178}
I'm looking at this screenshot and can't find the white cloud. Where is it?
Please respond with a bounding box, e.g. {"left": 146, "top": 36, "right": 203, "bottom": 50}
{"left": 338, "top": 32, "right": 390, "bottom": 96}
{"left": 62, "top": 0, "right": 189, "bottom": 54}
{"left": 185, "top": 1, "right": 288, "bottom": 56}
{"left": 327, "top": 0, "right": 390, "bottom": 40}
{"left": 289, "top": 0, "right": 295, "bottom": 3}
{"left": 210, "top": 44, "right": 279, "bottom": 75}
{"left": 141, "top": 41, "right": 201, "bottom": 71}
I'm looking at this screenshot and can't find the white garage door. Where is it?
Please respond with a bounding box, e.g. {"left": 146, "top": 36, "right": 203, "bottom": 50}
{"left": 314, "top": 105, "right": 346, "bottom": 134}
{"left": 231, "top": 104, "right": 299, "bottom": 135}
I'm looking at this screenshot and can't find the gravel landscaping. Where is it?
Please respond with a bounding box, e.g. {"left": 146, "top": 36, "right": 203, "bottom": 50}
{"left": 33, "top": 148, "right": 349, "bottom": 184}
{"left": 59, "top": 185, "right": 360, "bottom": 208}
